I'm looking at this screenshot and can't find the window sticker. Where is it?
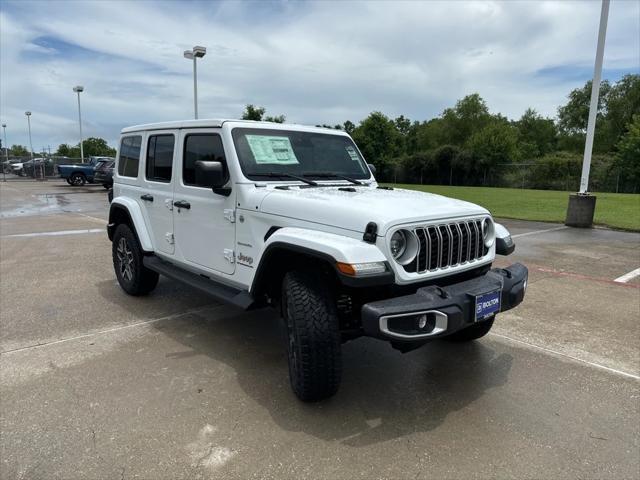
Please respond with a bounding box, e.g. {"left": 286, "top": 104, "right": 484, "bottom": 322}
{"left": 346, "top": 145, "right": 360, "bottom": 162}
{"left": 246, "top": 135, "right": 300, "bottom": 165}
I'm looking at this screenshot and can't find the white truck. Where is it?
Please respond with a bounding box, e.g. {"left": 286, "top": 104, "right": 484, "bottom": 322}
{"left": 108, "top": 119, "right": 527, "bottom": 401}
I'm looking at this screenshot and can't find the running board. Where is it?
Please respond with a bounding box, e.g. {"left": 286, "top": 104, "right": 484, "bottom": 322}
{"left": 143, "top": 256, "right": 255, "bottom": 310}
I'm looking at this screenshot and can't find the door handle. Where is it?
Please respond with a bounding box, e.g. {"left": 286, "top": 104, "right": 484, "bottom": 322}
{"left": 173, "top": 200, "right": 191, "bottom": 210}
{"left": 140, "top": 194, "right": 154, "bottom": 202}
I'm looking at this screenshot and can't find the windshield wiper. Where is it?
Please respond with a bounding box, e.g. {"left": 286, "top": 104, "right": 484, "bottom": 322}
{"left": 249, "top": 172, "right": 318, "bottom": 186}
{"left": 302, "top": 172, "right": 364, "bottom": 185}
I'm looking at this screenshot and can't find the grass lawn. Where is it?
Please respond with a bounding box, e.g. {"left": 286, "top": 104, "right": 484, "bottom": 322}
{"left": 389, "top": 184, "right": 640, "bottom": 231}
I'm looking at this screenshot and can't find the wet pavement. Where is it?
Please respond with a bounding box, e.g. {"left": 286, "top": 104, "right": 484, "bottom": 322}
{"left": 1, "top": 180, "right": 639, "bottom": 479}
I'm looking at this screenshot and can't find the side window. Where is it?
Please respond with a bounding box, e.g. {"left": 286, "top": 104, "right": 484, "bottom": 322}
{"left": 146, "top": 134, "right": 175, "bottom": 183}
{"left": 117, "top": 136, "right": 142, "bottom": 178}
{"left": 183, "top": 134, "right": 227, "bottom": 187}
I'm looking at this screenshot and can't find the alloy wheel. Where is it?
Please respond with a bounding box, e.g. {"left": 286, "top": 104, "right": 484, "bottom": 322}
{"left": 116, "top": 237, "right": 134, "bottom": 282}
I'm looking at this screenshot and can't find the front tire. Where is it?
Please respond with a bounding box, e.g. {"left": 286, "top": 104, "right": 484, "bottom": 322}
{"left": 112, "top": 224, "right": 159, "bottom": 296}
{"left": 282, "top": 270, "right": 342, "bottom": 402}
{"left": 446, "top": 317, "right": 495, "bottom": 342}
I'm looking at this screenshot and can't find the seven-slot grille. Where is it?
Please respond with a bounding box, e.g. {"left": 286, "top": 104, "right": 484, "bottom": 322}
{"left": 403, "top": 219, "right": 489, "bottom": 273}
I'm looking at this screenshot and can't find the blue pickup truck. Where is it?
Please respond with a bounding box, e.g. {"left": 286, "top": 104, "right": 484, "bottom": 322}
{"left": 58, "top": 157, "right": 114, "bottom": 186}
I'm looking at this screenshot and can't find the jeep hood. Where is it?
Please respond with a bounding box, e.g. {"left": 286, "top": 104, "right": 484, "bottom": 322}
{"left": 259, "top": 186, "right": 488, "bottom": 235}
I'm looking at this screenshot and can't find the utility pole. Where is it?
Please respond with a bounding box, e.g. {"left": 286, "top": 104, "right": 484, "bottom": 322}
{"left": 1, "top": 124, "right": 7, "bottom": 182}
{"left": 565, "top": 0, "right": 609, "bottom": 228}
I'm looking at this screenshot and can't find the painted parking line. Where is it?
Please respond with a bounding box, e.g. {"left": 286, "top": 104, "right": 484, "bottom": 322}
{"left": 490, "top": 332, "right": 640, "bottom": 381}
{"left": 1, "top": 305, "right": 220, "bottom": 355}
{"left": 511, "top": 226, "right": 568, "bottom": 238}
{"left": 2, "top": 228, "right": 104, "bottom": 238}
{"left": 526, "top": 264, "right": 640, "bottom": 289}
{"left": 73, "top": 212, "right": 108, "bottom": 224}
{"left": 614, "top": 267, "right": 640, "bottom": 283}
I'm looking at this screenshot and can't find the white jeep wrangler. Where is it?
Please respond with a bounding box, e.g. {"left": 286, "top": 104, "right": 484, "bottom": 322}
{"left": 108, "top": 119, "right": 527, "bottom": 401}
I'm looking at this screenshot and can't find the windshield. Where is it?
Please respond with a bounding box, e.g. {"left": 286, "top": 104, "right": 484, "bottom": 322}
{"left": 232, "top": 128, "right": 371, "bottom": 181}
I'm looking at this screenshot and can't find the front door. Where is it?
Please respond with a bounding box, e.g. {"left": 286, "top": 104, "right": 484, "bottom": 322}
{"left": 172, "top": 129, "right": 236, "bottom": 275}
{"left": 140, "top": 131, "right": 176, "bottom": 255}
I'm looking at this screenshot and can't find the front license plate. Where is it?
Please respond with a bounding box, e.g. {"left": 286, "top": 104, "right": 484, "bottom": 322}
{"left": 475, "top": 290, "right": 501, "bottom": 321}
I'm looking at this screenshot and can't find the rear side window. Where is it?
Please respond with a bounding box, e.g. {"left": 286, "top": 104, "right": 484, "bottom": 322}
{"left": 118, "top": 136, "right": 142, "bottom": 178}
{"left": 146, "top": 134, "right": 175, "bottom": 183}
{"left": 183, "top": 134, "right": 227, "bottom": 186}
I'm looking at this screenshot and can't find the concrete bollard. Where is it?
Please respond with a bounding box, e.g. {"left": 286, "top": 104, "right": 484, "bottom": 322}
{"left": 565, "top": 193, "right": 596, "bottom": 228}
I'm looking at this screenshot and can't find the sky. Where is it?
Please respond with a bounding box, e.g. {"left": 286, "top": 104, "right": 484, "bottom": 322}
{"left": 0, "top": 0, "right": 638, "bottom": 151}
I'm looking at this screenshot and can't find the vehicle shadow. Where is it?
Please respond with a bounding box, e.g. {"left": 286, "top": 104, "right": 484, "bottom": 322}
{"left": 127, "top": 293, "right": 514, "bottom": 448}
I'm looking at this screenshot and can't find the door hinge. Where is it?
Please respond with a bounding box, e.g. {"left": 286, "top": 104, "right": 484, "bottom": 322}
{"left": 165, "top": 199, "right": 174, "bottom": 211}
{"left": 223, "top": 249, "right": 235, "bottom": 263}
{"left": 165, "top": 233, "right": 175, "bottom": 245}
{"left": 223, "top": 209, "right": 236, "bottom": 223}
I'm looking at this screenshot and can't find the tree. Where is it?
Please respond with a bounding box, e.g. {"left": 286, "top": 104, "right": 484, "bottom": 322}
{"left": 557, "top": 75, "right": 640, "bottom": 154}
{"left": 466, "top": 121, "right": 520, "bottom": 184}
{"left": 401, "top": 151, "right": 433, "bottom": 184}
{"left": 394, "top": 115, "right": 411, "bottom": 135}
{"left": 604, "top": 74, "right": 640, "bottom": 149}
{"left": 516, "top": 108, "right": 558, "bottom": 158}
{"left": 439, "top": 93, "right": 491, "bottom": 146}
{"left": 82, "top": 137, "right": 116, "bottom": 156}
{"left": 241, "top": 105, "right": 285, "bottom": 123}
{"left": 56, "top": 144, "right": 72, "bottom": 156}
{"left": 351, "top": 112, "right": 404, "bottom": 180}
{"left": 613, "top": 114, "right": 640, "bottom": 192}
{"left": 9, "top": 145, "right": 29, "bottom": 156}
{"left": 264, "top": 114, "right": 285, "bottom": 123}
{"left": 241, "top": 104, "right": 265, "bottom": 121}
{"left": 55, "top": 138, "right": 115, "bottom": 158}
{"left": 342, "top": 120, "right": 356, "bottom": 134}
{"left": 557, "top": 79, "right": 611, "bottom": 136}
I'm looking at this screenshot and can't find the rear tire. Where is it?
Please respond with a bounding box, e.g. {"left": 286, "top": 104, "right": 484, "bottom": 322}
{"left": 446, "top": 317, "right": 495, "bottom": 342}
{"left": 112, "top": 224, "right": 159, "bottom": 296}
{"left": 70, "top": 173, "right": 86, "bottom": 186}
{"left": 282, "top": 270, "right": 342, "bottom": 402}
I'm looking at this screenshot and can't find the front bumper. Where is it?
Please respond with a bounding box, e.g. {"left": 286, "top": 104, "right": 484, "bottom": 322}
{"left": 361, "top": 263, "right": 527, "bottom": 341}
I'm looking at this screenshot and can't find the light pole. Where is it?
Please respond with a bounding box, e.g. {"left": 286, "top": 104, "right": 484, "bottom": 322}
{"left": 25, "top": 111, "right": 35, "bottom": 178}
{"left": 565, "top": 0, "right": 610, "bottom": 228}
{"left": 73, "top": 86, "right": 85, "bottom": 163}
{"left": 183, "top": 46, "right": 206, "bottom": 119}
{"left": 1, "top": 123, "right": 7, "bottom": 182}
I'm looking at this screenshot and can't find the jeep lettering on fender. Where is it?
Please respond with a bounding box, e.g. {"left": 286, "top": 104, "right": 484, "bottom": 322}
{"left": 107, "top": 119, "right": 528, "bottom": 402}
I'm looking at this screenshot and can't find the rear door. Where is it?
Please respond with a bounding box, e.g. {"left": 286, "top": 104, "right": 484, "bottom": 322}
{"left": 140, "top": 131, "right": 176, "bottom": 255}
{"left": 172, "top": 129, "right": 236, "bottom": 275}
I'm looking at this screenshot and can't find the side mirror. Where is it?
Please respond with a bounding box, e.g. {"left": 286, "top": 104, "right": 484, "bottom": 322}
{"left": 368, "top": 163, "right": 377, "bottom": 175}
{"left": 195, "top": 160, "right": 225, "bottom": 187}
{"left": 195, "top": 160, "right": 231, "bottom": 196}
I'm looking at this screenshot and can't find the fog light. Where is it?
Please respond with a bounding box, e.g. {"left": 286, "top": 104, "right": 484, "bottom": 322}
{"left": 418, "top": 314, "right": 427, "bottom": 329}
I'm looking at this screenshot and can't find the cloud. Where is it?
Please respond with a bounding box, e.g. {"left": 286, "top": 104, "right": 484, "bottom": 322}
{"left": 0, "top": 0, "right": 638, "bottom": 150}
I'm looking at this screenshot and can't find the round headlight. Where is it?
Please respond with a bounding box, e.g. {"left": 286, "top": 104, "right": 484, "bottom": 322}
{"left": 390, "top": 229, "right": 419, "bottom": 265}
{"left": 482, "top": 217, "right": 495, "bottom": 248}
{"left": 390, "top": 230, "right": 407, "bottom": 259}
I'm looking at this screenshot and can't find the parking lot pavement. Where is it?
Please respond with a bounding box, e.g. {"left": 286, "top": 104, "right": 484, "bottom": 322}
{"left": 1, "top": 181, "right": 639, "bottom": 479}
